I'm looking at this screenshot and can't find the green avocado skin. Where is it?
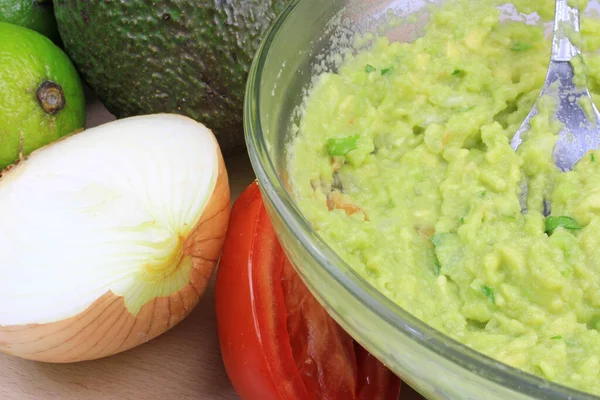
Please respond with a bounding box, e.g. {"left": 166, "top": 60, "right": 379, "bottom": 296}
{"left": 53, "top": 0, "right": 288, "bottom": 152}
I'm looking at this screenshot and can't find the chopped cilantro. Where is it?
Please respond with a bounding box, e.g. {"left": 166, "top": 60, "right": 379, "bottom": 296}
{"left": 460, "top": 217, "right": 465, "bottom": 223}
{"left": 452, "top": 69, "right": 463, "bottom": 76}
{"left": 480, "top": 189, "right": 487, "bottom": 198}
{"left": 381, "top": 67, "right": 394, "bottom": 76}
{"left": 430, "top": 234, "right": 444, "bottom": 248}
{"left": 433, "top": 259, "right": 441, "bottom": 275}
{"left": 365, "top": 64, "right": 376, "bottom": 73}
{"left": 550, "top": 335, "right": 562, "bottom": 340}
{"left": 511, "top": 42, "right": 532, "bottom": 51}
{"left": 545, "top": 216, "right": 582, "bottom": 235}
{"left": 591, "top": 153, "right": 596, "bottom": 162}
{"left": 327, "top": 135, "right": 360, "bottom": 156}
{"left": 482, "top": 285, "right": 495, "bottom": 303}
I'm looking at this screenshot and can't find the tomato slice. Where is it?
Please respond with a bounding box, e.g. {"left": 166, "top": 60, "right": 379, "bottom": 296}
{"left": 355, "top": 344, "right": 403, "bottom": 400}
{"left": 281, "top": 256, "right": 357, "bottom": 399}
{"left": 215, "top": 181, "right": 402, "bottom": 400}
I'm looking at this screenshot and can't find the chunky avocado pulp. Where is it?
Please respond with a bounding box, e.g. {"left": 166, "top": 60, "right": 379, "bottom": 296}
{"left": 288, "top": 0, "right": 600, "bottom": 394}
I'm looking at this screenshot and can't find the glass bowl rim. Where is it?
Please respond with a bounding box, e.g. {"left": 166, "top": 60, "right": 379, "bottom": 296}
{"left": 243, "top": 1, "right": 599, "bottom": 398}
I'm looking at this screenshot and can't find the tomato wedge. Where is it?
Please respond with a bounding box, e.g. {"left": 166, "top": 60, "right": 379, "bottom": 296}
{"left": 215, "top": 181, "right": 402, "bottom": 400}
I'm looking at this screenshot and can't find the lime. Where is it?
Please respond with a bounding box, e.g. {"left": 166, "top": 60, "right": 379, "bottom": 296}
{"left": 0, "top": 22, "right": 85, "bottom": 170}
{"left": 0, "top": 0, "right": 60, "bottom": 44}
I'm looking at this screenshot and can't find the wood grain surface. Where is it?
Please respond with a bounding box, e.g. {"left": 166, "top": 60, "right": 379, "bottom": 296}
{"left": 0, "top": 99, "right": 425, "bottom": 400}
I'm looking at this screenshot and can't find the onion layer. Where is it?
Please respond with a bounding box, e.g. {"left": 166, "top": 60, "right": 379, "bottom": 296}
{"left": 0, "top": 114, "right": 230, "bottom": 362}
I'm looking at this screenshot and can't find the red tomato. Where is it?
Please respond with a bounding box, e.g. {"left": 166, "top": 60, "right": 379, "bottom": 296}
{"left": 215, "top": 181, "right": 402, "bottom": 400}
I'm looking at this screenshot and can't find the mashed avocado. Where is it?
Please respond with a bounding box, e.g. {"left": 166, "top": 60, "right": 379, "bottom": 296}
{"left": 288, "top": 0, "right": 600, "bottom": 394}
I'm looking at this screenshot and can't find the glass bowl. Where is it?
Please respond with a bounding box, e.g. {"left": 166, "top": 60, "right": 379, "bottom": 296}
{"left": 244, "top": 1, "right": 600, "bottom": 399}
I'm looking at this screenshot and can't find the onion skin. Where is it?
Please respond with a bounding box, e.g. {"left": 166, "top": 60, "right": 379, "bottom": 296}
{"left": 0, "top": 116, "right": 230, "bottom": 363}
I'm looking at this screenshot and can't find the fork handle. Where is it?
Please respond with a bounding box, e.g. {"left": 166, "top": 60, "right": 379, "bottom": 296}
{"left": 552, "top": 0, "right": 581, "bottom": 62}
{"left": 552, "top": 0, "right": 579, "bottom": 61}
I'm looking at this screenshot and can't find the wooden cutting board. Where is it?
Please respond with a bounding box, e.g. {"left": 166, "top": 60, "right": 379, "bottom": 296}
{"left": 0, "top": 99, "right": 424, "bottom": 400}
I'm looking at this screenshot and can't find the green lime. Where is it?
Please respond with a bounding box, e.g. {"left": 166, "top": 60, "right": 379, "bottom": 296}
{"left": 0, "top": 0, "right": 61, "bottom": 44}
{"left": 0, "top": 22, "right": 85, "bottom": 170}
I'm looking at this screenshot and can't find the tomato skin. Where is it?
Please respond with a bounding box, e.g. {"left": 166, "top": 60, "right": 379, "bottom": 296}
{"left": 215, "top": 182, "right": 303, "bottom": 400}
{"left": 216, "top": 181, "right": 402, "bottom": 400}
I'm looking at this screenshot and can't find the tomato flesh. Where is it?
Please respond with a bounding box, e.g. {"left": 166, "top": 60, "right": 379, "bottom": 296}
{"left": 355, "top": 344, "right": 403, "bottom": 400}
{"left": 281, "top": 257, "right": 358, "bottom": 399}
{"left": 216, "top": 181, "right": 402, "bottom": 400}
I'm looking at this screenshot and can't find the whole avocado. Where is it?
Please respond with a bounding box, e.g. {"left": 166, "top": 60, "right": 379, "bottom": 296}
{"left": 53, "top": 0, "right": 288, "bottom": 152}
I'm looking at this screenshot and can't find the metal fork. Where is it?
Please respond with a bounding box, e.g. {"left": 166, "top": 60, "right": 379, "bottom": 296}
{"left": 510, "top": 0, "right": 600, "bottom": 172}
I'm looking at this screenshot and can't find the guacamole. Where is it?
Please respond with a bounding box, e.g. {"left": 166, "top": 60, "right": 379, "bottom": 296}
{"left": 288, "top": 0, "right": 600, "bottom": 395}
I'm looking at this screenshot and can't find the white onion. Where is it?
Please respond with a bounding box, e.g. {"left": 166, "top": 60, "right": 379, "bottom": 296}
{"left": 0, "top": 114, "right": 230, "bottom": 362}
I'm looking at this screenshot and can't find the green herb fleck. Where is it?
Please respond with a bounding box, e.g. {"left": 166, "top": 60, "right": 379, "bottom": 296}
{"left": 480, "top": 190, "right": 487, "bottom": 198}
{"left": 560, "top": 267, "right": 574, "bottom": 277}
{"left": 452, "top": 69, "right": 463, "bottom": 76}
{"left": 460, "top": 217, "right": 465, "bottom": 223}
{"left": 550, "top": 335, "right": 562, "bottom": 340}
{"left": 381, "top": 67, "right": 394, "bottom": 76}
{"left": 511, "top": 42, "right": 532, "bottom": 51}
{"left": 430, "top": 234, "right": 444, "bottom": 248}
{"left": 545, "top": 216, "right": 582, "bottom": 235}
{"left": 327, "top": 135, "right": 360, "bottom": 156}
{"left": 591, "top": 153, "right": 596, "bottom": 162}
{"left": 365, "top": 64, "right": 376, "bottom": 73}
{"left": 482, "top": 285, "right": 495, "bottom": 303}
{"left": 433, "top": 259, "right": 441, "bottom": 275}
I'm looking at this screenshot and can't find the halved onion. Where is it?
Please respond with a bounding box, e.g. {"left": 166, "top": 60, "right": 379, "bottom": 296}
{"left": 0, "top": 114, "right": 230, "bottom": 362}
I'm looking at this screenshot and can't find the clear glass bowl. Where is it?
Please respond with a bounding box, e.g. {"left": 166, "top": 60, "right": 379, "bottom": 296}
{"left": 244, "top": 1, "right": 600, "bottom": 399}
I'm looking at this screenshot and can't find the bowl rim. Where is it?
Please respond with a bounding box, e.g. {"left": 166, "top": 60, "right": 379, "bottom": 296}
{"left": 243, "top": 1, "right": 599, "bottom": 398}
